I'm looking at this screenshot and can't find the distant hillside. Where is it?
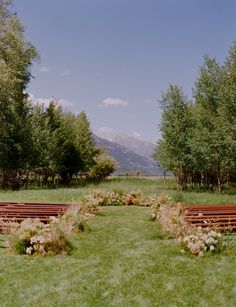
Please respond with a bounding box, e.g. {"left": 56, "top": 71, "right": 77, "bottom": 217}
{"left": 97, "top": 127, "right": 155, "bottom": 159}
{"left": 94, "top": 135, "right": 162, "bottom": 176}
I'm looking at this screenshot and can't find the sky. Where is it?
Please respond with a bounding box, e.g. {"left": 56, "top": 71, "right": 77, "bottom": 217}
{"left": 14, "top": 0, "right": 236, "bottom": 141}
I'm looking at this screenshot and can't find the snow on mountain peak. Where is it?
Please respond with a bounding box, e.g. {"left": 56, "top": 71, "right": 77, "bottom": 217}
{"left": 97, "top": 127, "right": 155, "bottom": 158}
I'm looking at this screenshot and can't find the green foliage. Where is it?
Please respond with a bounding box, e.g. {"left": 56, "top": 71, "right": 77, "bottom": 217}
{"left": 155, "top": 41, "right": 236, "bottom": 190}
{"left": 12, "top": 238, "right": 29, "bottom": 255}
{"left": 155, "top": 85, "right": 194, "bottom": 189}
{"left": 1, "top": 98, "right": 108, "bottom": 188}
{"left": 74, "top": 112, "right": 97, "bottom": 172}
{"left": 74, "top": 220, "right": 86, "bottom": 232}
{"left": 61, "top": 205, "right": 90, "bottom": 233}
{"left": 173, "top": 192, "right": 184, "bottom": 203}
{"left": 112, "top": 187, "right": 125, "bottom": 196}
{"left": 48, "top": 223, "right": 74, "bottom": 255}
{"left": 0, "top": 3, "right": 109, "bottom": 189}
{"left": 0, "top": 1, "right": 38, "bottom": 188}
{"left": 88, "top": 150, "right": 117, "bottom": 182}
{"left": 47, "top": 106, "right": 83, "bottom": 184}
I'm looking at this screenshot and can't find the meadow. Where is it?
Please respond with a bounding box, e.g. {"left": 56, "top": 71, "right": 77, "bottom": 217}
{"left": 0, "top": 177, "right": 236, "bottom": 204}
{"left": 0, "top": 177, "right": 236, "bottom": 306}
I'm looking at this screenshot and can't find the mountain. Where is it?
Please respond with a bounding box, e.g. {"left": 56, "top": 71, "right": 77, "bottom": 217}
{"left": 97, "top": 127, "right": 155, "bottom": 159}
{"left": 94, "top": 135, "right": 162, "bottom": 176}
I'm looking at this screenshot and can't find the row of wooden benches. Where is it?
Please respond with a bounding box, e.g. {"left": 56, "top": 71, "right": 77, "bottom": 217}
{"left": 1, "top": 202, "right": 236, "bottom": 232}
{"left": 182, "top": 204, "right": 236, "bottom": 230}
{"left": 0, "top": 202, "right": 70, "bottom": 225}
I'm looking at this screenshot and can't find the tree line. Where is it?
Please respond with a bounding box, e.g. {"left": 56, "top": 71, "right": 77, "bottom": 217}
{"left": 0, "top": 1, "right": 116, "bottom": 189}
{"left": 155, "top": 42, "right": 236, "bottom": 191}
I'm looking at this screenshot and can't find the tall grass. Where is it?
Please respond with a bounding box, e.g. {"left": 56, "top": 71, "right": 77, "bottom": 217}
{"left": 0, "top": 177, "right": 235, "bottom": 204}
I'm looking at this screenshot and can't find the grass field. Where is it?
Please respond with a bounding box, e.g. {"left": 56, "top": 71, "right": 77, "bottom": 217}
{"left": 0, "top": 177, "right": 236, "bottom": 306}
{"left": 0, "top": 177, "right": 236, "bottom": 204}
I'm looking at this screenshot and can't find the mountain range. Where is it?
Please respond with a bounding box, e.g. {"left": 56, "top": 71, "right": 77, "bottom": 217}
{"left": 97, "top": 127, "right": 155, "bottom": 158}
{"left": 94, "top": 128, "right": 162, "bottom": 175}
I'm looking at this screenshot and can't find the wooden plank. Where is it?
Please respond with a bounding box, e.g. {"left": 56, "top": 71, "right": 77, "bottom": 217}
{"left": 182, "top": 204, "right": 236, "bottom": 232}
{"left": 0, "top": 201, "right": 71, "bottom": 232}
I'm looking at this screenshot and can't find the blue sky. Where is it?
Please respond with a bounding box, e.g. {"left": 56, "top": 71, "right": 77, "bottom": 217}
{"left": 14, "top": 0, "right": 236, "bottom": 141}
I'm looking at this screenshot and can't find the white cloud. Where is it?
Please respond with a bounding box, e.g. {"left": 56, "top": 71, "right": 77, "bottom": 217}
{"left": 99, "top": 97, "right": 128, "bottom": 107}
{"left": 57, "top": 98, "right": 74, "bottom": 107}
{"left": 39, "top": 66, "right": 50, "bottom": 73}
{"left": 28, "top": 93, "right": 51, "bottom": 107}
{"left": 28, "top": 93, "right": 75, "bottom": 108}
{"left": 60, "top": 69, "right": 70, "bottom": 77}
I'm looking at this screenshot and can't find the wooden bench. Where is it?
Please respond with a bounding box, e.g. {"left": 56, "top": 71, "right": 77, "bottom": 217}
{"left": 182, "top": 204, "right": 236, "bottom": 231}
{"left": 0, "top": 202, "right": 71, "bottom": 231}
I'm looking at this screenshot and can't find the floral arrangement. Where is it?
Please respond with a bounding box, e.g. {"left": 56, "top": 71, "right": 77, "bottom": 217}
{"left": 122, "top": 191, "right": 142, "bottom": 206}
{"left": 82, "top": 189, "right": 168, "bottom": 207}
{"left": 8, "top": 217, "right": 73, "bottom": 256}
{"left": 180, "top": 227, "right": 223, "bottom": 256}
{"left": 145, "top": 193, "right": 171, "bottom": 209}
{"left": 153, "top": 203, "right": 224, "bottom": 256}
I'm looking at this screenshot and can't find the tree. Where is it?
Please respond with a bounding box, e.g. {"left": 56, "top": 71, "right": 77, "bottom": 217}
{"left": 88, "top": 149, "right": 117, "bottom": 182}
{"left": 155, "top": 85, "right": 193, "bottom": 189}
{"left": 0, "top": 2, "right": 117, "bottom": 188}
{"left": 74, "top": 112, "right": 97, "bottom": 173}
{"left": 32, "top": 101, "right": 83, "bottom": 185}
{"left": 49, "top": 110, "right": 82, "bottom": 184}
{"left": 156, "top": 41, "right": 236, "bottom": 190}
{"left": 0, "top": 1, "right": 38, "bottom": 188}
{"left": 221, "top": 42, "right": 236, "bottom": 176}
{"left": 193, "top": 55, "right": 235, "bottom": 190}
{"left": 31, "top": 102, "right": 55, "bottom": 185}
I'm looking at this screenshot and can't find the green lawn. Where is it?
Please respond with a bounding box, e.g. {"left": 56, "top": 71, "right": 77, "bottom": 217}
{"left": 0, "top": 178, "right": 236, "bottom": 306}
{"left": 0, "top": 206, "right": 235, "bottom": 306}
{"left": 0, "top": 177, "right": 236, "bottom": 204}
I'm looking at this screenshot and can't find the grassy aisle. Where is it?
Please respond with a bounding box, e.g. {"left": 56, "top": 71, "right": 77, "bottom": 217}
{"left": 0, "top": 206, "right": 236, "bottom": 306}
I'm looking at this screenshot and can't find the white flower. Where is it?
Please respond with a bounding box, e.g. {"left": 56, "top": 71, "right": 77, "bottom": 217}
{"left": 26, "top": 246, "right": 33, "bottom": 254}
{"left": 210, "top": 245, "right": 215, "bottom": 251}
{"left": 30, "top": 235, "right": 46, "bottom": 245}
